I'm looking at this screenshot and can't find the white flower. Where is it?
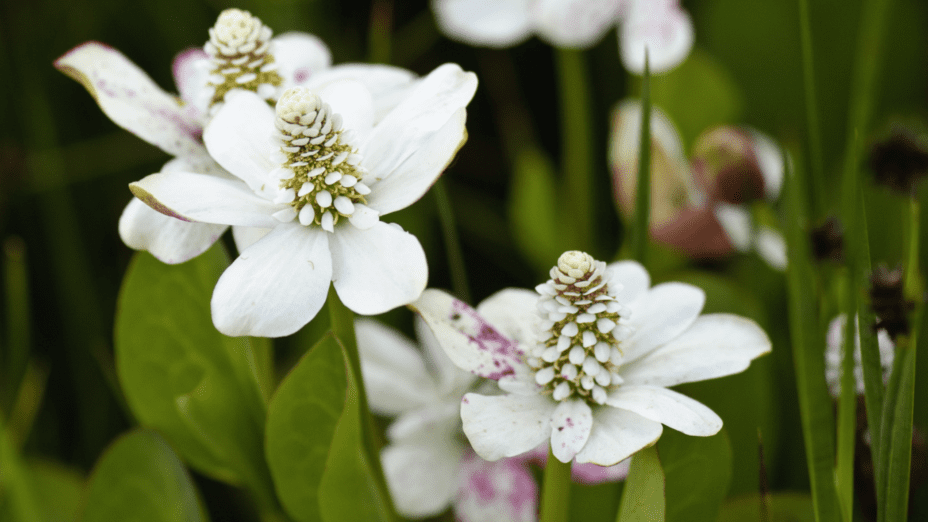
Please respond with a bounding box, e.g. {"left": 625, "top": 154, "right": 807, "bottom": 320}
{"left": 357, "top": 317, "right": 627, "bottom": 521}
{"left": 824, "top": 314, "right": 895, "bottom": 398}
{"left": 432, "top": 0, "right": 693, "bottom": 74}
{"left": 130, "top": 64, "right": 477, "bottom": 337}
{"left": 413, "top": 251, "right": 771, "bottom": 465}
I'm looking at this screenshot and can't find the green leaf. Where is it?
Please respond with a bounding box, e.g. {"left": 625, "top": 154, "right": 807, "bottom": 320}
{"left": 659, "top": 429, "right": 732, "bottom": 522}
{"left": 0, "top": 416, "right": 42, "bottom": 522}
{"left": 631, "top": 52, "right": 651, "bottom": 267}
{"left": 267, "top": 331, "right": 386, "bottom": 522}
{"left": 81, "top": 429, "right": 208, "bottom": 522}
{"left": 114, "top": 245, "right": 273, "bottom": 502}
{"left": 616, "top": 445, "right": 665, "bottom": 522}
{"left": 508, "top": 146, "right": 567, "bottom": 275}
{"left": 877, "top": 343, "right": 917, "bottom": 522}
{"left": 718, "top": 493, "right": 815, "bottom": 522}
{"left": 24, "top": 460, "right": 83, "bottom": 522}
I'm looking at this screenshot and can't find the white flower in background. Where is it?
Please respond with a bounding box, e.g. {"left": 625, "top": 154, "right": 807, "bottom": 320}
{"left": 414, "top": 251, "right": 771, "bottom": 465}
{"left": 432, "top": 0, "right": 693, "bottom": 74}
{"left": 357, "top": 317, "right": 628, "bottom": 521}
{"left": 824, "top": 314, "right": 895, "bottom": 398}
{"left": 130, "top": 64, "right": 477, "bottom": 337}
{"left": 54, "top": 9, "right": 333, "bottom": 264}
{"left": 610, "top": 100, "right": 787, "bottom": 270}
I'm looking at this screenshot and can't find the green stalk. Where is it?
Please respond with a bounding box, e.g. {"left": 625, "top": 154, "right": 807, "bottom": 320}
{"left": 835, "top": 275, "right": 857, "bottom": 522}
{"left": 539, "top": 446, "right": 572, "bottom": 522}
{"left": 366, "top": 0, "right": 393, "bottom": 64}
{"left": 0, "top": 414, "right": 42, "bottom": 522}
{"left": 326, "top": 288, "right": 398, "bottom": 521}
{"left": 556, "top": 48, "right": 594, "bottom": 253}
{"left": 434, "top": 179, "right": 471, "bottom": 303}
{"left": 616, "top": 445, "right": 665, "bottom": 522}
{"left": 631, "top": 52, "right": 651, "bottom": 267}
{"left": 2, "top": 237, "right": 30, "bottom": 416}
{"left": 797, "top": 0, "right": 826, "bottom": 216}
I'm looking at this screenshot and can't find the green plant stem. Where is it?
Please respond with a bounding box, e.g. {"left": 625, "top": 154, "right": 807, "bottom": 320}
{"left": 2, "top": 237, "right": 30, "bottom": 416}
{"left": 434, "top": 179, "right": 471, "bottom": 303}
{"left": 326, "top": 288, "right": 398, "bottom": 521}
{"left": 367, "top": 0, "right": 393, "bottom": 64}
{"left": 539, "top": 446, "right": 572, "bottom": 522}
{"left": 835, "top": 275, "right": 857, "bottom": 522}
{"left": 631, "top": 52, "right": 651, "bottom": 267}
{"left": 556, "top": 48, "right": 594, "bottom": 253}
{"left": 797, "top": 0, "right": 826, "bottom": 216}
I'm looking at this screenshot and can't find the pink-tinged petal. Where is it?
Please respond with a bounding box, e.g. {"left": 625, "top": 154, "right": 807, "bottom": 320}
{"left": 55, "top": 42, "right": 204, "bottom": 157}
{"left": 574, "top": 407, "right": 662, "bottom": 466}
{"left": 605, "top": 260, "right": 650, "bottom": 305}
{"left": 119, "top": 197, "right": 226, "bottom": 264}
{"left": 307, "top": 64, "right": 417, "bottom": 124}
{"left": 498, "top": 373, "right": 542, "bottom": 396}
{"left": 416, "top": 315, "right": 477, "bottom": 396}
{"left": 203, "top": 90, "right": 277, "bottom": 197}
{"left": 433, "top": 0, "right": 533, "bottom": 48}
{"left": 355, "top": 318, "right": 439, "bottom": 416}
{"left": 172, "top": 47, "right": 210, "bottom": 113}
{"left": 315, "top": 79, "right": 374, "bottom": 134}
{"left": 361, "top": 64, "right": 477, "bottom": 183}
{"left": 231, "top": 226, "right": 272, "bottom": 254}
{"left": 621, "top": 314, "right": 772, "bottom": 388}
{"left": 650, "top": 206, "right": 734, "bottom": 259}
{"left": 211, "top": 225, "right": 332, "bottom": 337}
{"left": 130, "top": 171, "right": 282, "bottom": 228}
{"left": 160, "top": 152, "right": 232, "bottom": 178}
{"left": 271, "top": 32, "right": 332, "bottom": 88}
{"left": 572, "top": 459, "right": 631, "bottom": 484}
{"left": 412, "top": 289, "right": 524, "bottom": 381}
{"left": 364, "top": 108, "right": 468, "bottom": 215}
{"left": 621, "top": 282, "right": 705, "bottom": 363}
{"left": 620, "top": 2, "right": 694, "bottom": 74}
{"left": 329, "top": 221, "right": 427, "bottom": 315}
{"left": 550, "top": 399, "right": 593, "bottom": 463}
{"left": 456, "top": 452, "right": 537, "bottom": 522}
{"left": 606, "top": 385, "right": 722, "bottom": 436}
{"left": 382, "top": 438, "right": 463, "bottom": 518}
{"left": 461, "top": 392, "right": 555, "bottom": 461}
{"left": 533, "top": 0, "right": 624, "bottom": 48}
{"left": 475, "top": 288, "right": 539, "bottom": 349}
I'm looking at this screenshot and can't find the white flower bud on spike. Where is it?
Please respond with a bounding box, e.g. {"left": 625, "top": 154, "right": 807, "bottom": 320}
{"left": 561, "top": 322, "right": 578, "bottom": 337}
{"left": 542, "top": 347, "right": 559, "bottom": 363}
{"left": 535, "top": 367, "right": 555, "bottom": 385}
{"left": 592, "top": 386, "right": 607, "bottom": 404}
{"left": 557, "top": 250, "right": 594, "bottom": 279}
{"left": 298, "top": 205, "right": 315, "bottom": 226}
{"left": 560, "top": 364, "right": 578, "bottom": 380}
{"left": 553, "top": 382, "right": 572, "bottom": 401}
{"left": 320, "top": 211, "right": 334, "bottom": 232}
{"left": 569, "top": 346, "right": 585, "bottom": 365}
{"left": 582, "top": 357, "right": 601, "bottom": 377}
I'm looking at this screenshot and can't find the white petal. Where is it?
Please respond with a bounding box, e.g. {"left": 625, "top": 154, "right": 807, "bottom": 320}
{"left": 606, "top": 260, "right": 650, "bottom": 305}
{"left": 355, "top": 318, "right": 439, "bottom": 415}
{"left": 461, "top": 393, "right": 555, "bottom": 461}
{"left": 306, "top": 64, "right": 417, "bottom": 124}
{"left": 211, "top": 225, "right": 332, "bottom": 337}
{"left": 620, "top": 2, "right": 694, "bottom": 74}
{"left": 572, "top": 458, "right": 631, "bottom": 484}
{"left": 550, "top": 399, "right": 593, "bottom": 463}
{"left": 475, "top": 288, "right": 540, "bottom": 350}
{"left": 365, "top": 107, "right": 468, "bottom": 215}
{"left": 533, "top": 0, "right": 624, "bottom": 48}
{"left": 714, "top": 203, "right": 752, "bottom": 252}
{"left": 329, "top": 221, "right": 427, "bottom": 315}
{"left": 130, "top": 171, "right": 282, "bottom": 228}
{"left": 433, "top": 0, "right": 533, "bottom": 48}
{"left": 362, "top": 64, "right": 477, "bottom": 185}
{"left": 606, "top": 385, "right": 722, "bottom": 436}
{"left": 348, "top": 204, "right": 380, "bottom": 230}
{"left": 456, "top": 452, "right": 538, "bottom": 522}
{"left": 574, "top": 407, "right": 663, "bottom": 466}
{"left": 118, "top": 197, "right": 226, "bottom": 264}
{"left": 382, "top": 439, "right": 462, "bottom": 518}
{"left": 621, "top": 282, "right": 705, "bottom": 363}
{"left": 415, "top": 315, "right": 477, "bottom": 395}
{"left": 755, "top": 226, "right": 788, "bottom": 271}
{"left": 231, "top": 226, "right": 272, "bottom": 254}
{"left": 621, "top": 314, "right": 772, "bottom": 387}
{"left": 203, "top": 90, "right": 278, "bottom": 196}
{"left": 271, "top": 32, "right": 332, "bottom": 88}
{"left": 412, "top": 289, "right": 525, "bottom": 380}
{"left": 315, "top": 79, "right": 374, "bottom": 135}
{"left": 387, "top": 401, "right": 461, "bottom": 442}
{"left": 55, "top": 42, "right": 205, "bottom": 157}
{"left": 171, "top": 47, "right": 210, "bottom": 114}
{"left": 750, "top": 129, "right": 784, "bottom": 200}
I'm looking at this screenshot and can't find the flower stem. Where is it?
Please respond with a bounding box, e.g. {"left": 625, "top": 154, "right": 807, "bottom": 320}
{"left": 367, "top": 0, "right": 393, "bottom": 64}
{"left": 539, "top": 446, "right": 572, "bottom": 522}
{"left": 556, "top": 48, "right": 594, "bottom": 253}
{"left": 326, "top": 288, "right": 399, "bottom": 521}
{"left": 631, "top": 51, "right": 651, "bottom": 268}
{"left": 797, "top": 0, "right": 826, "bottom": 217}
{"left": 434, "top": 179, "right": 471, "bottom": 303}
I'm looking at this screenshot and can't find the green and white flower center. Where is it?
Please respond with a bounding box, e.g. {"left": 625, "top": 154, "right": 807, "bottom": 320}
{"left": 269, "top": 87, "right": 374, "bottom": 232}
{"left": 204, "top": 9, "right": 283, "bottom": 108}
{"left": 529, "top": 251, "right": 633, "bottom": 405}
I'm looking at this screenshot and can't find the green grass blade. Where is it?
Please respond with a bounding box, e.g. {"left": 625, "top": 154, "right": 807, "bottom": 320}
{"left": 877, "top": 339, "right": 916, "bottom": 522}
{"left": 1, "top": 237, "right": 30, "bottom": 416}
{"left": 797, "top": 0, "right": 826, "bottom": 216}
{"left": 631, "top": 51, "right": 651, "bottom": 267}
{"left": 835, "top": 284, "right": 858, "bottom": 522}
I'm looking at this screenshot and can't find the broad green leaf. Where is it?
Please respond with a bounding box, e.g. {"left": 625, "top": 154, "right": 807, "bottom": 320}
{"left": 616, "top": 445, "right": 665, "bottom": 522}
{"left": 0, "top": 416, "right": 41, "bottom": 522}
{"left": 265, "top": 332, "right": 349, "bottom": 522}
{"left": 658, "top": 429, "right": 732, "bottom": 522}
{"left": 509, "top": 146, "right": 568, "bottom": 275}
{"left": 569, "top": 481, "right": 624, "bottom": 522}
{"left": 718, "top": 493, "right": 814, "bottom": 522}
{"left": 24, "top": 460, "right": 83, "bottom": 522}
{"left": 114, "top": 245, "right": 272, "bottom": 501}
{"left": 82, "top": 429, "right": 208, "bottom": 522}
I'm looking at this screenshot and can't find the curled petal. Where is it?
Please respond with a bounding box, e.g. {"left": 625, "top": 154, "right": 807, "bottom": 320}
{"left": 172, "top": 47, "right": 210, "bottom": 116}
{"left": 433, "top": 0, "right": 534, "bottom": 48}
{"left": 475, "top": 288, "right": 539, "bottom": 349}
{"left": 621, "top": 282, "right": 705, "bottom": 363}
{"left": 605, "top": 260, "right": 650, "bottom": 305}
{"left": 272, "top": 32, "right": 332, "bottom": 87}
{"left": 574, "top": 407, "right": 662, "bottom": 466}
{"left": 461, "top": 393, "right": 555, "bottom": 461}
{"left": 119, "top": 197, "right": 226, "bottom": 264}
{"left": 308, "top": 64, "right": 417, "bottom": 123}
{"left": 606, "top": 385, "right": 722, "bottom": 436}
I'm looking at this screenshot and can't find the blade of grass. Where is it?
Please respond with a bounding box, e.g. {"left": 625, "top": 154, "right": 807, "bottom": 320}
{"left": 797, "top": 0, "right": 826, "bottom": 217}
{"left": 783, "top": 150, "right": 840, "bottom": 522}
{"left": 1, "top": 237, "right": 30, "bottom": 416}
{"left": 434, "top": 179, "right": 471, "bottom": 303}
{"left": 835, "top": 279, "right": 858, "bottom": 522}
{"left": 631, "top": 51, "right": 651, "bottom": 267}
